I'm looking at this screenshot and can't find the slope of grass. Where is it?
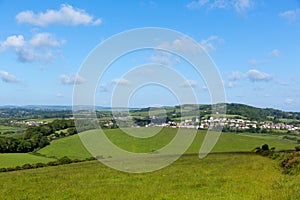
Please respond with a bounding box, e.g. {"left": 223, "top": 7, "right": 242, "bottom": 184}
{"left": 38, "top": 134, "right": 92, "bottom": 159}
{"left": 0, "top": 153, "right": 55, "bottom": 168}
{"left": 37, "top": 128, "right": 297, "bottom": 160}
{"left": 0, "top": 154, "right": 299, "bottom": 200}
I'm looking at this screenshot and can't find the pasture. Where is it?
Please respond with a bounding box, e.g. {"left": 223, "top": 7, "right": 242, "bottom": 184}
{"left": 0, "top": 153, "right": 299, "bottom": 199}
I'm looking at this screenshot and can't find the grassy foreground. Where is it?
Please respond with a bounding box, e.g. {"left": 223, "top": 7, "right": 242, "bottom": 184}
{"left": 0, "top": 153, "right": 299, "bottom": 200}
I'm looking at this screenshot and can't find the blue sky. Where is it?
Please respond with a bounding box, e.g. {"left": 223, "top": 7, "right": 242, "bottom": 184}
{"left": 0, "top": 0, "right": 299, "bottom": 111}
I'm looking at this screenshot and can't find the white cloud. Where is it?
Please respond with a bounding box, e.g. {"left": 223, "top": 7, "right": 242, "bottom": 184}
{"left": 112, "top": 78, "right": 131, "bottom": 86}
{"left": 210, "top": 0, "right": 228, "bottom": 9}
{"left": 186, "top": 0, "right": 209, "bottom": 9}
{"left": 279, "top": 9, "right": 300, "bottom": 23}
{"left": 0, "top": 33, "right": 64, "bottom": 63}
{"left": 16, "top": 4, "right": 101, "bottom": 26}
{"left": 234, "top": 0, "right": 253, "bottom": 15}
{"left": 158, "top": 35, "right": 223, "bottom": 54}
{"left": 157, "top": 37, "right": 198, "bottom": 54}
{"left": 284, "top": 98, "right": 294, "bottom": 105}
{"left": 246, "top": 69, "right": 272, "bottom": 82}
{"left": 248, "top": 59, "right": 258, "bottom": 66}
{"left": 1, "top": 35, "right": 25, "bottom": 51}
{"left": 229, "top": 71, "right": 244, "bottom": 81}
{"left": 226, "top": 81, "right": 238, "bottom": 88}
{"left": 29, "top": 33, "right": 65, "bottom": 48}
{"left": 0, "top": 70, "right": 20, "bottom": 83}
{"left": 60, "top": 74, "right": 86, "bottom": 85}
{"left": 269, "top": 49, "right": 280, "bottom": 57}
{"left": 180, "top": 80, "right": 198, "bottom": 88}
{"left": 186, "top": 0, "right": 253, "bottom": 14}
{"left": 149, "top": 52, "right": 179, "bottom": 66}
{"left": 56, "top": 93, "right": 64, "bottom": 98}
{"left": 98, "top": 83, "right": 111, "bottom": 93}
{"left": 200, "top": 35, "right": 223, "bottom": 52}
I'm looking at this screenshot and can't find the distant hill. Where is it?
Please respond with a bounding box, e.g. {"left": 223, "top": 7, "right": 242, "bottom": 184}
{"left": 1, "top": 103, "right": 300, "bottom": 122}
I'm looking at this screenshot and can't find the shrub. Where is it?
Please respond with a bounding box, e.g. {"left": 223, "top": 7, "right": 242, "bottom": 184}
{"left": 57, "top": 156, "right": 72, "bottom": 165}
{"left": 47, "top": 161, "right": 58, "bottom": 166}
{"left": 262, "top": 144, "right": 269, "bottom": 151}
{"left": 72, "top": 159, "right": 82, "bottom": 163}
{"left": 35, "top": 163, "right": 46, "bottom": 168}
{"left": 85, "top": 157, "right": 96, "bottom": 161}
{"left": 6, "top": 167, "right": 15, "bottom": 172}
{"left": 296, "top": 146, "right": 300, "bottom": 152}
{"left": 22, "top": 164, "right": 33, "bottom": 170}
{"left": 0, "top": 168, "right": 7, "bottom": 172}
{"left": 281, "top": 152, "right": 300, "bottom": 174}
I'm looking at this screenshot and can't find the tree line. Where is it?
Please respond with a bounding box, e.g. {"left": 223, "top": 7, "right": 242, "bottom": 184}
{"left": 0, "top": 119, "right": 76, "bottom": 153}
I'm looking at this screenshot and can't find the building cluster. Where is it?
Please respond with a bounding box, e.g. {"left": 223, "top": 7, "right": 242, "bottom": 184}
{"left": 146, "top": 117, "right": 300, "bottom": 132}
{"left": 11, "top": 120, "right": 48, "bottom": 126}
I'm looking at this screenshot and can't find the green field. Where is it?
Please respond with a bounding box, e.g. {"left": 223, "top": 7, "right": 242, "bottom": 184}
{"left": 1, "top": 128, "right": 299, "bottom": 199}
{"left": 37, "top": 128, "right": 297, "bottom": 160}
{"left": 0, "top": 153, "right": 55, "bottom": 168}
{"left": 0, "top": 125, "right": 23, "bottom": 133}
{"left": 0, "top": 153, "right": 299, "bottom": 199}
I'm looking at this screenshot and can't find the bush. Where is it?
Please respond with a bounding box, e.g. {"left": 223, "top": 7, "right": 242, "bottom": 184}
{"left": 6, "top": 167, "right": 15, "bottom": 172}
{"left": 47, "top": 161, "right": 58, "bottom": 166}
{"left": 35, "top": 162, "right": 47, "bottom": 168}
{"left": 262, "top": 144, "right": 269, "bottom": 151}
{"left": 22, "top": 164, "right": 33, "bottom": 170}
{"left": 296, "top": 146, "right": 300, "bottom": 152}
{"left": 57, "top": 156, "right": 72, "bottom": 165}
{"left": 0, "top": 168, "right": 7, "bottom": 172}
{"left": 85, "top": 157, "right": 96, "bottom": 161}
{"left": 281, "top": 152, "right": 300, "bottom": 174}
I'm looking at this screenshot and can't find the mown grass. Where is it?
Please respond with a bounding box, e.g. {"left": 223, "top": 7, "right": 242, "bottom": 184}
{"left": 0, "top": 153, "right": 55, "bottom": 168}
{"left": 38, "top": 128, "right": 297, "bottom": 160}
{"left": 0, "top": 153, "right": 299, "bottom": 200}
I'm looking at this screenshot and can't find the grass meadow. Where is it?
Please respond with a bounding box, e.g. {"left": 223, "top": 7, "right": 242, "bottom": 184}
{"left": 0, "top": 128, "right": 299, "bottom": 199}
{"left": 0, "top": 153, "right": 55, "bottom": 168}
{"left": 38, "top": 128, "right": 297, "bottom": 160}
{"left": 0, "top": 153, "right": 299, "bottom": 199}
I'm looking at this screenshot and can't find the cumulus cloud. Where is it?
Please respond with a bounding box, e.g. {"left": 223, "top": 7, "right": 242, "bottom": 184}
{"left": 186, "top": 0, "right": 253, "bottom": 14}
{"left": 60, "top": 74, "right": 86, "bottom": 85}
{"left": 16, "top": 4, "right": 101, "bottom": 26}
{"left": 0, "top": 70, "right": 20, "bottom": 83}
{"left": 180, "top": 80, "right": 198, "bottom": 88}
{"left": 246, "top": 69, "right": 272, "bottom": 82}
{"left": 112, "top": 78, "right": 131, "bottom": 86}
{"left": 279, "top": 9, "right": 300, "bottom": 23}
{"left": 0, "top": 33, "right": 64, "bottom": 63}
{"left": 227, "top": 69, "right": 274, "bottom": 87}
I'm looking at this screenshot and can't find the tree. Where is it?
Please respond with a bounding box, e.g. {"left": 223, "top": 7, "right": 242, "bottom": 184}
{"left": 261, "top": 144, "right": 269, "bottom": 151}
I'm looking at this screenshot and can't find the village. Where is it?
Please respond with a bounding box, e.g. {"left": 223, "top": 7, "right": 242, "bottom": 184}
{"left": 145, "top": 116, "right": 300, "bottom": 133}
